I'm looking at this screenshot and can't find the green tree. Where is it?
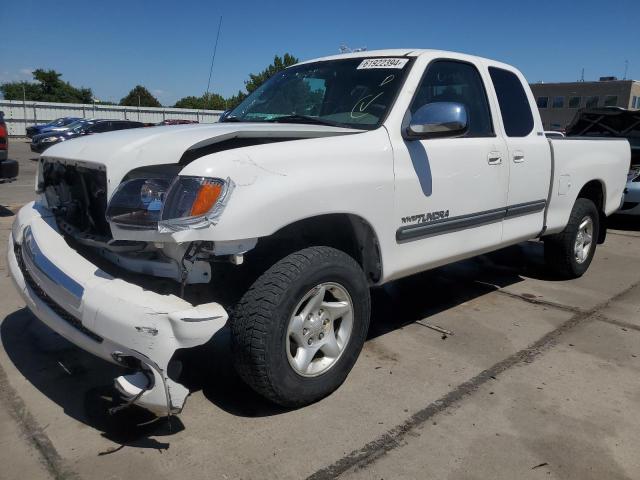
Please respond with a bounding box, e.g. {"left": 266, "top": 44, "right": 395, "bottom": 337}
{"left": 174, "top": 92, "right": 226, "bottom": 110}
{"left": 225, "top": 90, "right": 248, "bottom": 110}
{"left": 171, "top": 53, "right": 300, "bottom": 111}
{"left": 0, "top": 69, "right": 92, "bottom": 103}
{"left": 245, "top": 53, "right": 298, "bottom": 94}
{"left": 119, "top": 85, "right": 161, "bottom": 107}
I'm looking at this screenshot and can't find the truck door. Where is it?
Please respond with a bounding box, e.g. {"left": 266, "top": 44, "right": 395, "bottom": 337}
{"left": 390, "top": 59, "right": 509, "bottom": 279}
{"left": 487, "top": 67, "right": 551, "bottom": 243}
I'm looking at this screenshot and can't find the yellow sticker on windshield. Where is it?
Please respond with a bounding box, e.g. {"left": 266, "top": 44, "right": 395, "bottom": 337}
{"left": 357, "top": 58, "right": 409, "bottom": 69}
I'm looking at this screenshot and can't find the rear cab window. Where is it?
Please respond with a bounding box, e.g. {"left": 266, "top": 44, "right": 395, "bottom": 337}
{"left": 488, "top": 67, "right": 534, "bottom": 137}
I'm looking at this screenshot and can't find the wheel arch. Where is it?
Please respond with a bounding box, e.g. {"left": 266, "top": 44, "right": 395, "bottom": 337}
{"left": 252, "top": 213, "right": 383, "bottom": 284}
{"left": 576, "top": 179, "right": 607, "bottom": 244}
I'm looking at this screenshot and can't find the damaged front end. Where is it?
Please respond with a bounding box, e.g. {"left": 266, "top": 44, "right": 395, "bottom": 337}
{"left": 7, "top": 158, "right": 251, "bottom": 416}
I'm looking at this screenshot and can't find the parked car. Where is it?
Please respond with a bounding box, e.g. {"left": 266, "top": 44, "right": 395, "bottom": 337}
{"left": 30, "top": 119, "right": 144, "bottom": 153}
{"left": 566, "top": 107, "right": 639, "bottom": 216}
{"left": 8, "top": 50, "right": 630, "bottom": 416}
{"left": 0, "top": 111, "right": 18, "bottom": 183}
{"left": 26, "top": 117, "right": 81, "bottom": 138}
{"left": 158, "top": 119, "right": 199, "bottom": 125}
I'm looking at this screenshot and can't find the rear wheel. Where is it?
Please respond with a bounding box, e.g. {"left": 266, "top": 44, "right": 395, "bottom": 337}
{"left": 544, "top": 198, "right": 599, "bottom": 279}
{"left": 231, "top": 246, "right": 371, "bottom": 407}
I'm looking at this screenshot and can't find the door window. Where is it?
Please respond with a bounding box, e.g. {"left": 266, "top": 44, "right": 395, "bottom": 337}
{"left": 488, "top": 67, "right": 534, "bottom": 137}
{"left": 410, "top": 60, "right": 494, "bottom": 137}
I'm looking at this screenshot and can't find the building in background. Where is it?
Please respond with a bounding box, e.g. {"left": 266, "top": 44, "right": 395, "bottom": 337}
{"left": 530, "top": 79, "right": 640, "bottom": 131}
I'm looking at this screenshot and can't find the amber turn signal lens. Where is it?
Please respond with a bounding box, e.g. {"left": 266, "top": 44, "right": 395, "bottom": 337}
{"left": 190, "top": 182, "right": 223, "bottom": 216}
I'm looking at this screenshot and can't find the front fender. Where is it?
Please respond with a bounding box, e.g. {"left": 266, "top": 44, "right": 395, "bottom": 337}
{"left": 112, "top": 129, "right": 396, "bottom": 252}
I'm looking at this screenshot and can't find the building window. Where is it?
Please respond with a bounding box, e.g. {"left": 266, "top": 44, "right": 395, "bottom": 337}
{"left": 604, "top": 95, "right": 618, "bottom": 107}
{"left": 586, "top": 96, "right": 599, "bottom": 108}
{"left": 568, "top": 96, "right": 581, "bottom": 108}
{"left": 536, "top": 96, "right": 548, "bottom": 108}
{"left": 633, "top": 96, "right": 640, "bottom": 109}
{"left": 552, "top": 96, "right": 564, "bottom": 108}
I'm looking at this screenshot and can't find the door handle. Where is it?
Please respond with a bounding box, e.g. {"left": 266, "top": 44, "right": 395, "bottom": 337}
{"left": 513, "top": 151, "right": 525, "bottom": 163}
{"left": 487, "top": 152, "right": 502, "bottom": 165}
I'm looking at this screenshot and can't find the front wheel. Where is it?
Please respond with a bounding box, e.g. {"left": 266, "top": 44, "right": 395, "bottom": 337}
{"left": 544, "top": 198, "right": 600, "bottom": 279}
{"left": 231, "top": 246, "right": 371, "bottom": 407}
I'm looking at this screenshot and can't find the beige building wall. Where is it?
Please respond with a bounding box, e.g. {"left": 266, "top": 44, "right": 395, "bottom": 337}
{"left": 529, "top": 80, "right": 640, "bottom": 130}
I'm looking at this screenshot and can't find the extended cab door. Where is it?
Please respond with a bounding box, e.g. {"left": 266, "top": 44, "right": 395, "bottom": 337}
{"left": 487, "top": 66, "right": 551, "bottom": 243}
{"left": 390, "top": 59, "right": 509, "bottom": 279}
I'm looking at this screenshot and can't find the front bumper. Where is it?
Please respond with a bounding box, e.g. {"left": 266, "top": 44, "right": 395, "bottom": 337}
{"left": 7, "top": 202, "right": 228, "bottom": 415}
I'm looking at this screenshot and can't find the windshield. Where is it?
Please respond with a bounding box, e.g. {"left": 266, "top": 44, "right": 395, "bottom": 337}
{"left": 226, "top": 57, "right": 412, "bottom": 129}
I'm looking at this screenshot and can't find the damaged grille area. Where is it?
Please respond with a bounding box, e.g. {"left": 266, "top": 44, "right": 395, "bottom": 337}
{"left": 14, "top": 243, "right": 104, "bottom": 343}
{"left": 40, "top": 160, "right": 111, "bottom": 238}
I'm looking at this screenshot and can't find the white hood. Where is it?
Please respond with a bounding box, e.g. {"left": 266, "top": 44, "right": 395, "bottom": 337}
{"left": 42, "top": 122, "right": 360, "bottom": 193}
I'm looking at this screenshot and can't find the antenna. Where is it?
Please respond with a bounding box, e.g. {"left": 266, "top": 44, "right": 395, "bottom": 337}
{"left": 623, "top": 59, "right": 628, "bottom": 80}
{"left": 580, "top": 68, "right": 584, "bottom": 82}
{"left": 206, "top": 16, "right": 223, "bottom": 97}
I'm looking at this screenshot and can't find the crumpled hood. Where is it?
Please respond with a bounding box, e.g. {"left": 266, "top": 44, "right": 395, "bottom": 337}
{"left": 41, "top": 122, "right": 360, "bottom": 193}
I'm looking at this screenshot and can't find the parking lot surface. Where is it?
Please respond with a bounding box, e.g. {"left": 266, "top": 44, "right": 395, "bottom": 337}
{"left": 1, "top": 139, "right": 639, "bottom": 479}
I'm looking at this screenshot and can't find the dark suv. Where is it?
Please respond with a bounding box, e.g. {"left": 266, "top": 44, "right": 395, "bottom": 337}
{"left": 30, "top": 119, "right": 144, "bottom": 153}
{"left": 0, "top": 111, "right": 19, "bottom": 182}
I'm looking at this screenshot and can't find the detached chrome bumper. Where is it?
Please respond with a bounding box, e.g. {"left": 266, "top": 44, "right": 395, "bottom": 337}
{"left": 8, "top": 202, "right": 228, "bottom": 416}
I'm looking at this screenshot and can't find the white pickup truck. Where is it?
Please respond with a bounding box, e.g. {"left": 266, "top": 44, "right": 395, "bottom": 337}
{"left": 8, "top": 50, "right": 630, "bottom": 416}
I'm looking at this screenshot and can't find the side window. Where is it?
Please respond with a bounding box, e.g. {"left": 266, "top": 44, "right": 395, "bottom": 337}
{"left": 91, "top": 122, "right": 110, "bottom": 133}
{"left": 410, "top": 60, "right": 494, "bottom": 137}
{"left": 488, "top": 67, "right": 534, "bottom": 137}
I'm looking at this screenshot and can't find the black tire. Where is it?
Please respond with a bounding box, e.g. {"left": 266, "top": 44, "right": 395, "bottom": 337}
{"left": 231, "top": 246, "right": 371, "bottom": 407}
{"left": 544, "top": 198, "right": 599, "bottom": 279}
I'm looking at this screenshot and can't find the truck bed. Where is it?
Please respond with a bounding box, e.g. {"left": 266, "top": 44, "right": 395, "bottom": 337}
{"left": 545, "top": 137, "right": 630, "bottom": 234}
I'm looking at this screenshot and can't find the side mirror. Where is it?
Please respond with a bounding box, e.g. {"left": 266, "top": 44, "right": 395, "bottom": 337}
{"left": 218, "top": 110, "right": 231, "bottom": 123}
{"left": 405, "top": 102, "right": 468, "bottom": 139}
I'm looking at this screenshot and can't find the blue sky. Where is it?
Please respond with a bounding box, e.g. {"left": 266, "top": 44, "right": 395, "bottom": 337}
{"left": 1, "top": 0, "right": 638, "bottom": 106}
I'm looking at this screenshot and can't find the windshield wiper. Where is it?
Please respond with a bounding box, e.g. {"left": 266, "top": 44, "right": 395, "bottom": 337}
{"left": 265, "top": 114, "right": 344, "bottom": 127}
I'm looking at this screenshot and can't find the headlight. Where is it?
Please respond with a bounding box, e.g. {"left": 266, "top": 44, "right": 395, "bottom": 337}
{"left": 106, "top": 176, "right": 233, "bottom": 231}
{"left": 105, "top": 178, "right": 171, "bottom": 228}
{"left": 41, "top": 136, "right": 60, "bottom": 143}
{"left": 161, "top": 177, "right": 225, "bottom": 219}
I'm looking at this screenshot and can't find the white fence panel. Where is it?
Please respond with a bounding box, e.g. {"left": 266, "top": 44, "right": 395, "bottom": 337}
{"left": 0, "top": 99, "right": 223, "bottom": 136}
